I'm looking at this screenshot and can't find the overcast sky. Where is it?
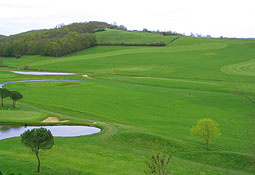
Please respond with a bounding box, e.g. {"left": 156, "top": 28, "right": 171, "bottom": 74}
{"left": 1, "top": 0, "right": 255, "bottom": 38}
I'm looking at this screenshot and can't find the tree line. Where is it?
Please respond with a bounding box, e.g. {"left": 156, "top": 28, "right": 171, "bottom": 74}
{"left": 0, "top": 22, "right": 113, "bottom": 58}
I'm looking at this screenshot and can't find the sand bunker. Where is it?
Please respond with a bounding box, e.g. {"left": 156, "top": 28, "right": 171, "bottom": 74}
{"left": 82, "top": 74, "right": 93, "bottom": 79}
{"left": 42, "top": 117, "right": 69, "bottom": 123}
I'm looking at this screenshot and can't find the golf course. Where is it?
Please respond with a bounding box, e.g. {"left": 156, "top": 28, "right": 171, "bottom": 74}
{"left": 1, "top": 29, "right": 255, "bottom": 175}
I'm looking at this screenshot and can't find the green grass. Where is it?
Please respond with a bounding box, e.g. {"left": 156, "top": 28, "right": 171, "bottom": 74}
{"left": 1, "top": 37, "right": 255, "bottom": 174}
{"left": 0, "top": 110, "right": 46, "bottom": 124}
{"left": 221, "top": 59, "right": 255, "bottom": 76}
{"left": 95, "top": 29, "right": 178, "bottom": 45}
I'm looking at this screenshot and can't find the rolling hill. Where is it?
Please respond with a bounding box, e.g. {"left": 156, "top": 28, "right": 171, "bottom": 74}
{"left": 0, "top": 22, "right": 178, "bottom": 58}
{"left": 0, "top": 25, "right": 255, "bottom": 175}
{"left": 95, "top": 28, "right": 179, "bottom": 46}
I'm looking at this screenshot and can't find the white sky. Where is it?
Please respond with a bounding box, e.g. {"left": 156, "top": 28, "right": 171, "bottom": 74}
{"left": 1, "top": 0, "right": 255, "bottom": 38}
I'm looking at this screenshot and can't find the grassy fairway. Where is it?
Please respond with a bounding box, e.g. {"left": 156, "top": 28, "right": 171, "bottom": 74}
{"left": 95, "top": 29, "right": 178, "bottom": 45}
{"left": 1, "top": 37, "right": 255, "bottom": 175}
{"left": 221, "top": 59, "right": 255, "bottom": 76}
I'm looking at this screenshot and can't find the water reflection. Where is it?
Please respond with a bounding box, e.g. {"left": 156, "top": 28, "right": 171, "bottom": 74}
{"left": 0, "top": 125, "right": 22, "bottom": 132}
{"left": 0, "top": 125, "right": 101, "bottom": 140}
{"left": 11, "top": 71, "right": 77, "bottom": 76}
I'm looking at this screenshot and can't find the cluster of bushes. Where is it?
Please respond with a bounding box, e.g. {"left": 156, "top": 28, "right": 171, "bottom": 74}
{"left": 0, "top": 88, "right": 23, "bottom": 108}
{"left": 0, "top": 21, "right": 112, "bottom": 58}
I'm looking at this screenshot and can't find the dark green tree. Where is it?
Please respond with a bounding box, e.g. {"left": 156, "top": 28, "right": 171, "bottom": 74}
{"left": 21, "top": 128, "right": 54, "bottom": 172}
{"left": 9, "top": 91, "right": 23, "bottom": 108}
{"left": 0, "top": 88, "right": 10, "bottom": 107}
{"left": 13, "top": 40, "right": 27, "bottom": 58}
{"left": 44, "top": 41, "right": 61, "bottom": 57}
{"left": 1, "top": 43, "right": 13, "bottom": 57}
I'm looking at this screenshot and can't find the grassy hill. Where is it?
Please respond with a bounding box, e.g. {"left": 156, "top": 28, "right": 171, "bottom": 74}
{"left": 95, "top": 29, "right": 178, "bottom": 46}
{"left": 0, "top": 34, "right": 5, "bottom": 38}
{"left": 1, "top": 37, "right": 255, "bottom": 174}
{"left": 0, "top": 23, "right": 179, "bottom": 58}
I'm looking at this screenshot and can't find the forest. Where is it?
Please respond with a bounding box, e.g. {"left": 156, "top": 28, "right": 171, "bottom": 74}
{"left": 0, "top": 22, "right": 112, "bottom": 57}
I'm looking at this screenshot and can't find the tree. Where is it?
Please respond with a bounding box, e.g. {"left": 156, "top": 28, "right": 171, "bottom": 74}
{"left": 43, "top": 42, "right": 61, "bottom": 57}
{"left": 191, "top": 118, "right": 221, "bottom": 150}
{"left": 9, "top": 91, "right": 23, "bottom": 108}
{"left": 0, "top": 88, "right": 10, "bottom": 107}
{"left": 13, "top": 39, "right": 27, "bottom": 58}
{"left": 21, "top": 128, "right": 54, "bottom": 172}
{"left": 143, "top": 28, "right": 149, "bottom": 32}
{"left": 145, "top": 141, "right": 174, "bottom": 175}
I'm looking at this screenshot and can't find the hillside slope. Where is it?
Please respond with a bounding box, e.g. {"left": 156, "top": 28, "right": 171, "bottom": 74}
{"left": 0, "top": 23, "right": 179, "bottom": 58}
{"left": 1, "top": 37, "right": 255, "bottom": 174}
{"left": 96, "top": 29, "right": 178, "bottom": 46}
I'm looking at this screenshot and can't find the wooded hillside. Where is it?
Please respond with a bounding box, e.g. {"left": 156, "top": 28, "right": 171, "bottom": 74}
{"left": 0, "top": 22, "right": 111, "bottom": 57}
{"left": 0, "top": 21, "right": 179, "bottom": 58}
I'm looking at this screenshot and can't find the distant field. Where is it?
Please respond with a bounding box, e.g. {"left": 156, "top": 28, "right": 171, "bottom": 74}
{"left": 95, "top": 29, "right": 178, "bottom": 45}
{"left": 1, "top": 37, "right": 255, "bottom": 174}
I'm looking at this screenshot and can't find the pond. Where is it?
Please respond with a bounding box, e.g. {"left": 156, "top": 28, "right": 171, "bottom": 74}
{"left": 0, "top": 79, "right": 81, "bottom": 88}
{"left": 0, "top": 125, "right": 101, "bottom": 140}
{"left": 11, "top": 71, "right": 77, "bottom": 76}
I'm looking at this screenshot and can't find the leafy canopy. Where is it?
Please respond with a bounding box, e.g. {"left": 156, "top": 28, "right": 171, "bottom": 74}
{"left": 10, "top": 91, "right": 23, "bottom": 101}
{"left": 0, "top": 88, "right": 10, "bottom": 107}
{"left": 21, "top": 128, "right": 54, "bottom": 152}
{"left": 0, "top": 88, "right": 10, "bottom": 99}
{"left": 0, "top": 21, "right": 111, "bottom": 57}
{"left": 191, "top": 118, "right": 221, "bottom": 149}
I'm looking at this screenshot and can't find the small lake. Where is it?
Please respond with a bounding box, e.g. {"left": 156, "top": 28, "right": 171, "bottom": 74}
{"left": 11, "top": 71, "right": 77, "bottom": 76}
{"left": 0, "top": 125, "right": 101, "bottom": 140}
